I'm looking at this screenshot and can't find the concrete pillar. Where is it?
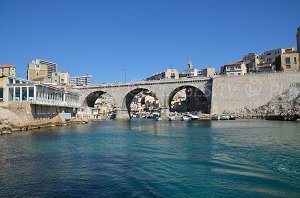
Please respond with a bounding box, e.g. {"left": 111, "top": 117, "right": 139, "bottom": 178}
{"left": 157, "top": 95, "right": 170, "bottom": 119}
{"left": 115, "top": 107, "right": 130, "bottom": 120}
{"left": 26, "top": 87, "right": 29, "bottom": 101}
{"left": 160, "top": 106, "right": 170, "bottom": 119}
{"left": 13, "top": 87, "right": 15, "bottom": 101}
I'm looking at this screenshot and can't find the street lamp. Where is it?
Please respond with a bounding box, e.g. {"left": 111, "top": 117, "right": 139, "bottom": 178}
{"left": 123, "top": 69, "right": 127, "bottom": 82}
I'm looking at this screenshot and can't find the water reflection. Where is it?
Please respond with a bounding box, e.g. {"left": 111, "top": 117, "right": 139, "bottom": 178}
{"left": 0, "top": 119, "right": 299, "bottom": 197}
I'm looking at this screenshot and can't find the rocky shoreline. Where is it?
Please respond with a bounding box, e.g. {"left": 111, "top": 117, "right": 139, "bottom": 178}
{"left": 0, "top": 107, "right": 89, "bottom": 135}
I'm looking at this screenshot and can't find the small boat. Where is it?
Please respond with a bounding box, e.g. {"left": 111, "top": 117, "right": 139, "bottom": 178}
{"left": 181, "top": 115, "right": 190, "bottom": 121}
{"left": 169, "top": 116, "right": 176, "bottom": 121}
{"left": 229, "top": 115, "right": 236, "bottom": 120}
{"left": 211, "top": 115, "right": 220, "bottom": 120}
{"left": 156, "top": 117, "right": 162, "bottom": 121}
{"left": 220, "top": 113, "right": 230, "bottom": 120}
{"left": 189, "top": 114, "right": 199, "bottom": 120}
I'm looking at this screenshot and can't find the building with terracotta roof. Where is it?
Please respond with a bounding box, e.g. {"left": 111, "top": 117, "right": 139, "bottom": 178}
{"left": 221, "top": 61, "right": 247, "bottom": 76}
{"left": 262, "top": 48, "right": 296, "bottom": 65}
{"left": 0, "top": 64, "right": 16, "bottom": 77}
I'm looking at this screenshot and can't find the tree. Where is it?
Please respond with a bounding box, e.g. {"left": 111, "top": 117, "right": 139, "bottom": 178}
{"left": 274, "top": 55, "right": 282, "bottom": 71}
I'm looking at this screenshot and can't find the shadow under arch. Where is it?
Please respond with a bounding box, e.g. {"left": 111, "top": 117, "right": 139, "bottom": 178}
{"left": 84, "top": 91, "right": 115, "bottom": 108}
{"left": 168, "top": 85, "right": 209, "bottom": 114}
{"left": 123, "top": 88, "right": 159, "bottom": 118}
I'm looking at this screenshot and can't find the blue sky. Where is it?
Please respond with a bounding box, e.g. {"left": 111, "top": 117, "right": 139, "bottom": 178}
{"left": 0, "top": 0, "right": 299, "bottom": 83}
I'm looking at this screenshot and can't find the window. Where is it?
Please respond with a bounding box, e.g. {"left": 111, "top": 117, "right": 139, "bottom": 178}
{"left": 8, "top": 78, "right": 14, "bottom": 84}
{"left": 15, "top": 87, "right": 20, "bottom": 101}
{"left": 22, "top": 87, "right": 27, "bottom": 101}
{"left": 0, "top": 88, "right": 3, "bottom": 100}
{"left": 286, "top": 65, "right": 291, "bottom": 69}
{"left": 294, "top": 57, "right": 297, "bottom": 64}
{"left": 285, "top": 57, "right": 291, "bottom": 64}
{"left": 29, "top": 87, "right": 34, "bottom": 98}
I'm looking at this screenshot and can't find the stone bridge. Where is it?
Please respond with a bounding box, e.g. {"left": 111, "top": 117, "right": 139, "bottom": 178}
{"left": 73, "top": 77, "right": 212, "bottom": 119}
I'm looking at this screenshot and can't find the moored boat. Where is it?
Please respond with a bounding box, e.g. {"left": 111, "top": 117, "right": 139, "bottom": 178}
{"left": 220, "top": 113, "right": 230, "bottom": 120}
{"left": 181, "top": 115, "right": 190, "bottom": 121}
{"left": 211, "top": 115, "right": 220, "bottom": 120}
{"left": 169, "top": 116, "right": 176, "bottom": 121}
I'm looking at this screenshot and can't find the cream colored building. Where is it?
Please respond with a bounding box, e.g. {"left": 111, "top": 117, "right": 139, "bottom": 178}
{"left": 146, "top": 69, "right": 179, "bottom": 80}
{"left": 51, "top": 72, "right": 70, "bottom": 85}
{"left": 280, "top": 51, "right": 300, "bottom": 72}
{"left": 221, "top": 61, "right": 247, "bottom": 76}
{"left": 0, "top": 64, "right": 16, "bottom": 77}
{"left": 243, "top": 53, "right": 262, "bottom": 72}
{"left": 262, "top": 48, "right": 296, "bottom": 65}
{"left": 202, "top": 67, "right": 216, "bottom": 78}
{"left": 27, "top": 59, "right": 57, "bottom": 82}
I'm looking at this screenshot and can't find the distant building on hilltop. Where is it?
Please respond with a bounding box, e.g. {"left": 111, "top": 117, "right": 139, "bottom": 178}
{"left": 221, "top": 61, "right": 247, "bottom": 76}
{"left": 243, "top": 53, "right": 262, "bottom": 72}
{"left": 27, "top": 59, "right": 57, "bottom": 82}
{"left": 202, "top": 67, "right": 216, "bottom": 78}
{"left": 262, "top": 48, "right": 296, "bottom": 65}
{"left": 51, "top": 72, "right": 70, "bottom": 85}
{"left": 280, "top": 51, "right": 300, "bottom": 72}
{"left": 180, "top": 61, "right": 202, "bottom": 78}
{"left": 0, "top": 64, "right": 16, "bottom": 77}
{"left": 146, "top": 69, "right": 179, "bottom": 81}
{"left": 70, "top": 75, "right": 92, "bottom": 86}
{"left": 180, "top": 61, "right": 216, "bottom": 78}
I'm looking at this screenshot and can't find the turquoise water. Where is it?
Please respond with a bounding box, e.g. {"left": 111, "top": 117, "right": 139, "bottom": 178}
{"left": 0, "top": 119, "right": 300, "bottom": 197}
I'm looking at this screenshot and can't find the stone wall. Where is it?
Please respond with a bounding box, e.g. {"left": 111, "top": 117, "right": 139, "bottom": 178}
{"left": 211, "top": 72, "right": 300, "bottom": 114}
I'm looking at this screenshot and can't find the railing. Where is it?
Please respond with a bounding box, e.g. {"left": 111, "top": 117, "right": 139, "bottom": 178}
{"left": 75, "top": 77, "right": 211, "bottom": 90}
{"left": 31, "top": 98, "right": 81, "bottom": 108}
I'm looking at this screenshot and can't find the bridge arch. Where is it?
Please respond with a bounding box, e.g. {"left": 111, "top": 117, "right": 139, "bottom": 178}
{"left": 168, "top": 85, "right": 209, "bottom": 114}
{"left": 122, "top": 88, "right": 160, "bottom": 119}
{"left": 83, "top": 90, "right": 117, "bottom": 118}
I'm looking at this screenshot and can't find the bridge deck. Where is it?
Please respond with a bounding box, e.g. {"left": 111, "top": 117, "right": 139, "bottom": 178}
{"left": 76, "top": 77, "right": 211, "bottom": 89}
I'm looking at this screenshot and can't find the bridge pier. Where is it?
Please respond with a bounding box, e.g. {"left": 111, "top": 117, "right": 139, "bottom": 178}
{"left": 116, "top": 108, "right": 130, "bottom": 120}
{"left": 160, "top": 106, "right": 170, "bottom": 119}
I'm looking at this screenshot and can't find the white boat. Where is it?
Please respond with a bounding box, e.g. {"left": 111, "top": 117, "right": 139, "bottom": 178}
{"left": 189, "top": 114, "right": 199, "bottom": 120}
{"left": 169, "top": 116, "right": 176, "bottom": 121}
{"left": 220, "top": 113, "right": 230, "bottom": 120}
{"left": 156, "top": 117, "right": 162, "bottom": 121}
{"left": 181, "top": 115, "right": 190, "bottom": 121}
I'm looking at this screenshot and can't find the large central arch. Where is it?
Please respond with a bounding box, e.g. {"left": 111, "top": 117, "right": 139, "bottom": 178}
{"left": 168, "top": 85, "right": 209, "bottom": 114}
{"left": 123, "top": 88, "right": 160, "bottom": 119}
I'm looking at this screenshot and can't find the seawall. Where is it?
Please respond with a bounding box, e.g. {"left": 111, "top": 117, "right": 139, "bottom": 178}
{"left": 211, "top": 72, "right": 300, "bottom": 114}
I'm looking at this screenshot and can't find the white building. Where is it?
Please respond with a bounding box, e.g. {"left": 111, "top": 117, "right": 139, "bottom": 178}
{"left": 70, "top": 75, "right": 92, "bottom": 86}
{"left": 221, "top": 61, "right": 247, "bottom": 76}
{"left": 180, "top": 61, "right": 216, "bottom": 78}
